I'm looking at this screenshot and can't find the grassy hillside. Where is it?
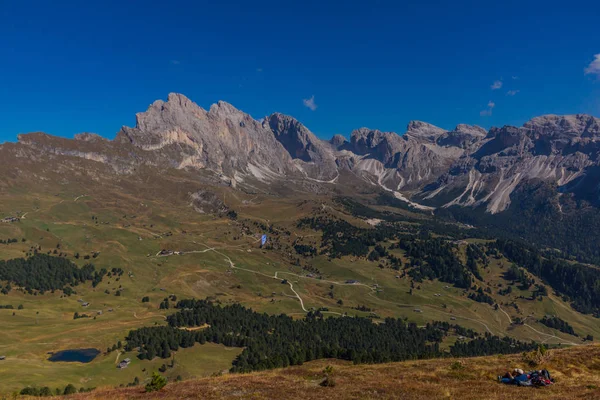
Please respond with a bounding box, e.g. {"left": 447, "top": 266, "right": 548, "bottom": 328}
{"left": 64, "top": 345, "right": 600, "bottom": 400}
{"left": 1, "top": 175, "right": 599, "bottom": 394}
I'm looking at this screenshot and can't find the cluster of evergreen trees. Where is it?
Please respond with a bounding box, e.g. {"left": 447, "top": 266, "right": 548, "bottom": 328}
{"left": 397, "top": 237, "right": 474, "bottom": 289}
{"left": 124, "top": 299, "right": 536, "bottom": 373}
{"left": 450, "top": 334, "right": 537, "bottom": 357}
{"left": 297, "top": 214, "right": 494, "bottom": 299}
{"left": 494, "top": 239, "right": 600, "bottom": 316}
{"left": 0, "top": 304, "right": 23, "bottom": 309}
{"left": 0, "top": 254, "right": 104, "bottom": 295}
{"left": 20, "top": 384, "right": 94, "bottom": 397}
{"left": 73, "top": 312, "right": 90, "bottom": 319}
{"left": 504, "top": 264, "right": 534, "bottom": 290}
{"left": 297, "top": 216, "right": 399, "bottom": 258}
{"left": 468, "top": 288, "right": 495, "bottom": 305}
{"left": 0, "top": 237, "right": 20, "bottom": 244}
{"left": 539, "top": 316, "right": 577, "bottom": 336}
{"left": 466, "top": 244, "right": 487, "bottom": 280}
{"left": 293, "top": 244, "right": 317, "bottom": 257}
{"left": 436, "top": 181, "right": 600, "bottom": 265}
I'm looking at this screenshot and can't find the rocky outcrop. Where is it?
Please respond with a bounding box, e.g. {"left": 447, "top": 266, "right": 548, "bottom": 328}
{"left": 419, "top": 114, "right": 600, "bottom": 213}
{"left": 115, "top": 93, "right": 297, "bottom": 180}
{"left": 265, "top": 113, "right": 338, "bottom": 181}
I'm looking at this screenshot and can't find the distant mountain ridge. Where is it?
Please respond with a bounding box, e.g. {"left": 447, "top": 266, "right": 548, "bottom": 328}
{"left": 4, "top": 93, "right": 600, "bottom": 214}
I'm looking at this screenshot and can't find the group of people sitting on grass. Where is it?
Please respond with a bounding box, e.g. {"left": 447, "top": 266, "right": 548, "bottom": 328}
{"left": 498, "top": 368, "right": 554, "bottom": 387}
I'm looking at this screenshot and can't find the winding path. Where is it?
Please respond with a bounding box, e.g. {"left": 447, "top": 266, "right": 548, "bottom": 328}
{"left": 156, "top": 242, "right": 583, "bottom": 344}
{"left": 496, "top": 304, "right": 578, "bottom": 346}
{"left": 522, "top": 322, "right": 578, "bottom": 346}
{"left": 159, "top": 242, "right": 508, "bottom": 335}
{"left": 203, "top": 245, "right": 309, "bottom": 312}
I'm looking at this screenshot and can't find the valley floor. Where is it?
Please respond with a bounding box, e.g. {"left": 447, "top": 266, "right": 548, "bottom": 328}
{"left": 65, "top": 345, "right": 600, "bottom": 400}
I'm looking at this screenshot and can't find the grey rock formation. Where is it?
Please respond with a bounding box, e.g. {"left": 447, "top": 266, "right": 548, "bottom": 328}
{"left": 329, "top": 134, "right": 348, "bottom": 150}
{"left": 4, "top": 92, "right": 600, "bottom": 215}
{"left": 265, "top": 113, "right": 338, "bottom": 181}
{"left": 115, "top": 94, "right": 297, "bottom": 181}
{"left": 419, "top": 114, "right": 600, "bottom": 213}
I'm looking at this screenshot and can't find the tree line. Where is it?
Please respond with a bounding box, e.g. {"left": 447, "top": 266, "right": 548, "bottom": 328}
{"left": 20, "top": 384, "right": 95, "bottom": 397}
{"left": 539, "top": 316, "right": 577, "bottom": 337}
{"left": 0, "top": 237, "right": 22, "bottom": 244}
{"left": 0, "top": 254, "right": 105, "bottom": 295}
{"left": 450, "top": 334, "right": 539, "bottom": 357}
{"left": 436, "top": 181, "right": 600, "bottom": 265}
{"left": 124, "top": 299, "right": 537, "bottom": 373}
{"left": 396, "top": 237, "right": 475, "bottom": 289}
{"left": 493, "top": 239, "right": 600, "bottom": 316}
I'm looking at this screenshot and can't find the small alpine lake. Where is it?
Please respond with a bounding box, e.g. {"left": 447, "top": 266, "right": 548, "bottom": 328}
{"left": 47, "top": 348, "right": 100, "bottom": 363}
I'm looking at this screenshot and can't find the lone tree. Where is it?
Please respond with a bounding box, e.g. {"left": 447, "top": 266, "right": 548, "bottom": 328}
{"left": 63, "top": 384, "right": 77, "bottom": 395}
{"left": 145, "top": 372, "right": 167, "bottom": 392}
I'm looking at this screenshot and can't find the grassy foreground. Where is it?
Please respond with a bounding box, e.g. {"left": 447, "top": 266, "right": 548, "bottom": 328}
{"left": 61, "top": 345, "right": 600, "bottom": 400}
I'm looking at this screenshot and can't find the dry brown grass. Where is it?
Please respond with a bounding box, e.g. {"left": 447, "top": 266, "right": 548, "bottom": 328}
{"left": 62, "top": 345, "right": 600, "bottom": 400}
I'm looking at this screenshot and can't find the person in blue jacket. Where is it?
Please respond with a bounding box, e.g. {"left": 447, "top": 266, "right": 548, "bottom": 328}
{"left": 499, "top": 368, "right": 528, "bottom": 385}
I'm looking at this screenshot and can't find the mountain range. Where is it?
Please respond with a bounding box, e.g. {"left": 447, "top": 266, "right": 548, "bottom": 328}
{"left": 5, "top": 93, "right": 600, "bottom": 215}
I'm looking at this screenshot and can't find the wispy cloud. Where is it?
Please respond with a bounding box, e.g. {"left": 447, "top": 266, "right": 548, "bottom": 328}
{"left": 506, "top": 89, "right": 520, "bottom": 96}
{"left": 491, "top": 80, "right": 503, "bottom": 90}
{"left": 256, "top": 67, "right": 263, "bottom": 72}
{"left": 303, "top": 95, "right": 318, "bottom": 111}
{"left": 511, "top": 76, "right": 519, "bottom": 80}
{"left": 480, "top": 101, "right": 495, "bottom": 116}
{"left": 584, "top": 54, "right": 600, "bottom": 77}
{"left": 170, "top": 60, "right": 181, "bottom": 65}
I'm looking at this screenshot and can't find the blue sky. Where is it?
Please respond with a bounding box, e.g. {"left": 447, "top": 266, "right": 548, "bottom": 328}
{"left": 1, "top": 0, "right": 599, "bottom": 142}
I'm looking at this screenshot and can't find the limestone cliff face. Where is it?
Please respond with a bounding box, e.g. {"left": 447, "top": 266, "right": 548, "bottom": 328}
{"left": 265, "top": 113, "right": 338, "bottom": 181}
{"left": 419, "top": 114, "right": 600, "bottom": 213}
{"left": 115, "top": 93, "right": 297, "bottom": 180}
{"left": 4, "top": 93, "right": 600, "bottom": 214}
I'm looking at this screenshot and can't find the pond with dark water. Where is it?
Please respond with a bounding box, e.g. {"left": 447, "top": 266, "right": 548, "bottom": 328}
{"left": 47, "top": 348, "right": 100, "bottom": 363}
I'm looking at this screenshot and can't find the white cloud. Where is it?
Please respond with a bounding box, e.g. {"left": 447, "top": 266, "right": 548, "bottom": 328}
{"left": 491, "top": 80, "right": 503, "bottom": 90}
{"left": 303, "top": 95, "right": 317, "bottom": 111}
{"left": 511, "top": 76, "right": 519, "bottom": 80}
{"left": 506, "top": 89, "right": 520, "bottom": 96}
{"left": 480, "top": 101, "right": 495, "bottom": 116}
{"left": 170, "top": 60, "right": 181, "bottom": 65}
{"left": 584, "top": 54, "right": 600, "bottom": 77}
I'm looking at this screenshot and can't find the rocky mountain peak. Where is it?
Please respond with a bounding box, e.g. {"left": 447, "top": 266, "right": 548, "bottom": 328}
{"left": 524, "top": 114, "right": 600, "bottom": 138}
{"left": 17, "top": 132, "right": 50, "bottom": 144}
{"left": 265, "top": 113, "right": 338, "bottom": 180}
{"left": 266, "top": 113, "right": 319, "bottom": 161}
{"left": 405, "top": 120, "right": 446, "bottom": 141}
{"left": 436, "top": 124, "right": 487, "bottom": 149}
{"left": 5, "top": 92, "right": 600, "bottom": 218}
{"left": 454, "top": 124, "right": 487, "bottom": 137}
{"left": 349, "top": 128, "right": 405, "bottom": 167}
{"left": 350, "top": 128, "right": 388, "bottom": 149}
{"left": 74, "top": 132, "right": 107, "bottom": 142}
{"left": 166, "top": 92, "right": 197, "bottom": 109}
{"left": 112, "top": 94, "right": 297, "bottom": 178}
{"left": 267, "top": 113, "right": 307, "bottom": 136}
{"left": 208, "top": 100, "right": 245, "bottom": 119}
{"left": 329, "top": 134, "right": 348, "bottom": 149}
